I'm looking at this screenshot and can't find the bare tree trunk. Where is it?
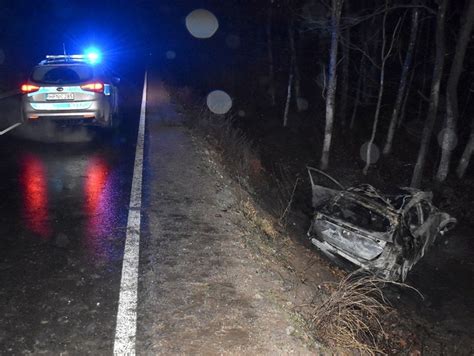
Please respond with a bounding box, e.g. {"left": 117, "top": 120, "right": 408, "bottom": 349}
{"left": 415, "top": 59, "right": 427, "bottom": 123}
{"left": 350, "top": 54, "right": 365, "bottom": 129}
{"left": 283, "top": 20, "right": 295, "bottom": 127}
{"left": 320, "top": 0, "right": 343, "bottom": 170}
{"left": 398, "top": 60, "right": 416, "bottom": 129}
{"left": 294, "top": 63, "right": 302, "bottom": 111}
{"left": 288, "top": 17, "right": 302, "bottom": 111}
{"left": 411, "top": 0, "right": 448, "bottom": 188}
{"left": 383, "top": 7, "right": 419, "bottom": 155}
{"left": 436, "top": 0, "right": 474, "bottom": 183}
{"left": 361, "top": 21, "right": 379, "bottom": 105}
{"left": 339, "top": 1, "right": 350, "bottom": 129}
{"left": 267, "top": 0, "right": 276, "bottom": 106}
{"left": 283, "top": 64, "right": 294, "bottom": 127}
{"left": 363, "top": 3, "right": 399, "bottom": 175}
{"left": 456, "top": 117, "right": 474, "bottom": 178}
{"left": 412, "top": 24, "right": 431, "bottom": 126}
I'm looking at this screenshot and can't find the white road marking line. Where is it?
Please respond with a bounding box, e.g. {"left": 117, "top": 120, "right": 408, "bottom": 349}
{"left": 114, "top": 72, "right": 148, "bottom": 356}
{"left": 0, "top": 123, "right": 22, "bottom": 135}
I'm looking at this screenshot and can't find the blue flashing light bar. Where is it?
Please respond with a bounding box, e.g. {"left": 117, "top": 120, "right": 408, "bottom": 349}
{"left": 84, "top": 47, "right": 101, "bottom": 64}
{"left": 43, "top": 48, "right": 102, "bottom": 65}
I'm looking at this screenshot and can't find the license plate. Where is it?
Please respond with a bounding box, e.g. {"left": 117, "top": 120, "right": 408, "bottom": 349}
{"left": 46, "top": 93, "right": 74, "bottom": 101}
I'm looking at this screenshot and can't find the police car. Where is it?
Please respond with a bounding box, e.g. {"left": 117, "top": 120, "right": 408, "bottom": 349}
{"left": 21, "top": 51, "right": 120, "bottom": 128}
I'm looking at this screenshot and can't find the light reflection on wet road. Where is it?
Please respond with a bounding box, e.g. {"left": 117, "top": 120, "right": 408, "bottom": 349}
{"left": 20, "top": 153, "right": 51, "bottom": 238}
{"left": 0, "top": 94, "right": 140, "bottom": 353}
{"left": 17, "top": 147, "right": 126, "bottom": 260}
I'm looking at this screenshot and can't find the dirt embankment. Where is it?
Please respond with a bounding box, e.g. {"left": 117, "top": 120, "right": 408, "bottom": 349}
{"left": 170, "top": 83, "right": 474, "bottom": 355}
{"left": 138, "top": 80, "right": 324, "bottom": 354}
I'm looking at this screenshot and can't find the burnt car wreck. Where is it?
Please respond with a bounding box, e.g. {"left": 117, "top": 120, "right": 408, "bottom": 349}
{"left": 307, "top": 167, "right": 457, "bottom": 281}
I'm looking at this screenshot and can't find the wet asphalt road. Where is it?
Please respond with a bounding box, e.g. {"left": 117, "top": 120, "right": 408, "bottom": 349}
{"left": 0, "top": 73, "right": 143, "bottom": 354}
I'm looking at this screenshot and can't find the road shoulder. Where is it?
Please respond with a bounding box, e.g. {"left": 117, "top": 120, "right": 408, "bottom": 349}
{"left": 136, "top": 81, "right": 313, "bottom": 354}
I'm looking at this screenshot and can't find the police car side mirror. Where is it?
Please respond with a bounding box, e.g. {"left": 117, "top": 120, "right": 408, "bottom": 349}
{"left": 112, "top": 77, "right": 121, "bottom": 85}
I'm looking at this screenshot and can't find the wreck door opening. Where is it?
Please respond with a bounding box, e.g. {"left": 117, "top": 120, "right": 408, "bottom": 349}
{"left": 307, "top": 167, "right": 344, "bottom": 208}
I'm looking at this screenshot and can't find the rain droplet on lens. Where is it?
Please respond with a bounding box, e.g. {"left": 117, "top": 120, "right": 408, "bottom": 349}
{"left": 360, "top": 142, "right": 380, "bottom": 164}
{"left": 437, "top": 128, "right": 458, "bottom": 151}
{"left": 185, "top": 9, "right": 219, "bottom": 39}
{"left": 296, "top": 97, "right": 309, "bottom": 111}
{"left": 238, "top": 110, "right": 246, "bottom": 117}
{"left": 207, "top": 90, "right": 232, "bottom": 115}
{"left": 166, "top": 50, "right": 176, "bottom": 60}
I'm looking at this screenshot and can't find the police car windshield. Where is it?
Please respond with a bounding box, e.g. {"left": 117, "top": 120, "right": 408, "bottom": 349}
{"left": 32, "top": 65, "right": 93, "bottom": 84}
